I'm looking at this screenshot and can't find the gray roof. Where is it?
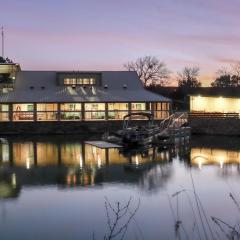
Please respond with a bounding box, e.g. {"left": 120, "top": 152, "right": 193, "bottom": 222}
{"left": 0, "top": 71, "right": 171, "bottom": 103}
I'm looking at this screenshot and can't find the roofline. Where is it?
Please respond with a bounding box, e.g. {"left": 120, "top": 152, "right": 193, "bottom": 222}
{"left": 18, "top": 70, "right": 137, "bottom": 73}
{"left": 189, "top": 94, "right": 240, "bottom": 98}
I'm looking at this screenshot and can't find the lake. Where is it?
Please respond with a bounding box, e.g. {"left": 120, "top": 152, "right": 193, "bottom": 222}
{"left": 0, "top": 135, "right": 240, "bottom": 240}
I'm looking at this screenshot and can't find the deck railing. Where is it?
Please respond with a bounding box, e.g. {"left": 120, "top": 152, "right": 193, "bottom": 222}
{"left": 189, "top": 112, "right": 239, "bottom": 119}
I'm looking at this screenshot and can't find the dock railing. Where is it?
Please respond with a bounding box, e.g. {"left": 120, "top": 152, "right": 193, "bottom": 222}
{"left": 189, "top": 112, "right": 239, "bottom": 119}
{"left": 158, "top": 112, "right": 188, "bottom": 133}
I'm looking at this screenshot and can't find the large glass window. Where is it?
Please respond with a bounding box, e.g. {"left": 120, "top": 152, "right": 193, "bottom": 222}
{"left": 0, "top": 104, "right": 9, "bottom": 121}
{"left": 130, "top": 103, "right": 148, "bottom": 120}
{"left": 64, "top": 78, "right": 76, "bottom": 85}
{"left": 60, "top": 103, "right": 82, "bottom": 121}
{"left": 152, "top": 102, "right": 170, "bottom": 119}
{"left": 37, "top": 103, "right": 58, "bottom": 121}
{"left": 13, "top": 103, "right": 34, "bottom": 121}
{"left": 108, "top": 103, "right": 128, "bottom": 120}
{"left": 131, "top": 103, "right": 146, "bottom": 112}
{"left": 64, "top": 78, "right": 96, "bottom": 86}
{"left": 84, "top": 103, "right": 105, "bottom": 120}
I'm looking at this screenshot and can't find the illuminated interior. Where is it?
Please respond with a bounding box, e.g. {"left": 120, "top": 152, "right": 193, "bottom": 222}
{"left": 37, "top": 103, "right": 58, "bottom": 121}
{"left": 108, "top": 103, "right": 129, "bottom": 120}
{"left": 13, "top": 103, "right": 34, "bottom": 121}
{"left": 190, "top": 96, "right": 240, "bottom": 113}
{"left": 84, "top": 103, "right": 105, "bottom": 120}
{"left": 0, "top": 102, "right": 170, "bottom": 121}
{"left": 60, "top": 103, "right": 82, "bottom": 120}
{"left": 152, "top": 102, "right": 170, "bottom": 119}
{"left": 0, "top": 104, "right": 9, "bottom": 121}
{"left": 64, "top": 78, "right": 96, "bottom": 85}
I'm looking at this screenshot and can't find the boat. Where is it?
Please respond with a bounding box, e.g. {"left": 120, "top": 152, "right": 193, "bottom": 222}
{"left": 103, "top": 111, "right": 190, "bottom": 147}
{"left": 114, "top": 112, "right": 168, "bottom": 146}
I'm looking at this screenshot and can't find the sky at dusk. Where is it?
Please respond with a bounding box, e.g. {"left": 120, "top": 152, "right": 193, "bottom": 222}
{"left": 1, "top": 0, "right": 240, "bottom": 86}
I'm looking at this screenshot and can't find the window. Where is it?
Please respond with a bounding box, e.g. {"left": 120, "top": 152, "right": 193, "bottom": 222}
{"left": 64, "top": 78, "right": 96, "bottom": 86}
{"left": 131, "top": 103, "right": 146, "bottom": 111}
{"left": 130, "top": 103, "right": 147, "bottom": 119}
{"left": 13, "top": 104, "right": 34, "bottom": 121}
{"left": 64, "top": 78, "right": 76, "bottom": 85}
{"left": 152, "top": 102, "right": 170, "bottom": 119}
{"left": 108, "top": 103, "right": 128, "bottom": 120}
{"left": 85, "top": 103, "right": 105, "bottom": 120}
{"left": 36, "top": 104, "right": 58, "bottom": 121}
{"left": 0, "top": 104, "right": 9, "bottom": 121}
{"left": 60, "top": 103, "right": 82, "bottom": 121}
{"left": 76, "top": 78, "right": 83, "bottom": 85}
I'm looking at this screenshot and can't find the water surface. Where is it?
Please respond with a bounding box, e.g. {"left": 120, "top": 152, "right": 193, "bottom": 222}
{"left": 0, "top": 135, "right": 240, "bottom": 239}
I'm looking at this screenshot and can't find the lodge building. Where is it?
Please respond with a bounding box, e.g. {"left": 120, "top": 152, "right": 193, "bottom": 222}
{"left": 189, "top": 87, "right": 240, "bottom": 135}
{"left": 0, "top": 59, "right": 171, "bottom": 133}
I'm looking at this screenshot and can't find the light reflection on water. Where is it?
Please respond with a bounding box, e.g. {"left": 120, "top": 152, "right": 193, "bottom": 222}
{"left": 0, "top": 135, "right": 240, "bottom": 239}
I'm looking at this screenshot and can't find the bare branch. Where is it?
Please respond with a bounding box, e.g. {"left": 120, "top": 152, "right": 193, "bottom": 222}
{"left": 124, "top": 55, "right": 170, "bottom": 86}
{"left": 103, "top": 197, "right": 140, "bottom": 240}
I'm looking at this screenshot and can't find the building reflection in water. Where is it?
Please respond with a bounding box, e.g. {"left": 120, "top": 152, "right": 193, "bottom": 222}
{"left": 0, "top": 137, "right": 177, "bottom": 198}
{"left": 191, "top": 147, "right": 240, "bottom": 172}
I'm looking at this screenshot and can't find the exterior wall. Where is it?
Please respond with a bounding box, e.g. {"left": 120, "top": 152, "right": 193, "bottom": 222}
{"left": 190, "top": 96, "right": 240, "bottom": 113}
{"left": 0, "top": 120, "right": 163, "bottom": 135}
{"left": 189, "top": 95, "right": 240, "bottom": 136}
{"left": 189, "top": 117, "right": 240, "bottom": 136}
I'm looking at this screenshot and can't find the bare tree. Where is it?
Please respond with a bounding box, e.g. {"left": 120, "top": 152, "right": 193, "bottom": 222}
{"left": 231, "top": 63, "right": 240, "bottom": 77}
{"left": 216, "top": 66, "right": 231, "bottom": 77}
{"left": 177, "top": 67, "right": 201, "bottom": 88}
{"left": 124, "top": 56, "right": 170, "bottom": 86}
{"left": 211, "top": 63, "right": 240, "bottom": 87}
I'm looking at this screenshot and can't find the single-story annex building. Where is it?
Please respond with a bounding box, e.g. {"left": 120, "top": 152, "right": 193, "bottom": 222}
{"left": 0, "top": 59, "right": 171, "bottom": 134}
{"left": 189, "top": 87, "right": 240, "bottom": 135}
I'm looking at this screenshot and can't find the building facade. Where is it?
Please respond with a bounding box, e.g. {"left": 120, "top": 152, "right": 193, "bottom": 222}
{"left": 189, "top": 88, "right": 240, "bottom": 135}
{"left": 0, "top": 60, "right": 171, "bottom": 133}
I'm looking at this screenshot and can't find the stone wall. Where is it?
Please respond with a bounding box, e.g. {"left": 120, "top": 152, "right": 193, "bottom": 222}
{"left": 189, "top": 117, "right": 240, "bottom": 136}
{"left": 0, "top": 120, "right": 159, "bottom": 135}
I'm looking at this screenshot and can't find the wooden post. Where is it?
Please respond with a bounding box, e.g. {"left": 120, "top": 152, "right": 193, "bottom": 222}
{"left": 33, "top": 103, "right": 37, "bottom": 121}
{"left": 57, "top": 103, "right": 61, "bottom": 121}
{"left": 34, "top": 141, "right": 37, "bottom": 166}
{"left": 105, "top": 103, "right": 108, "bottom": 121}
{"left": 9, "top": 103, "right": 13, "bottom": 121}
{"left": 82, "top": 103, "right": 85, "bottom": 121}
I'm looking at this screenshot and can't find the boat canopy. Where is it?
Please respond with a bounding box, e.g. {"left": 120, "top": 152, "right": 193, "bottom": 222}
{"left": 123, "top": 112, "right": 153, "bottom": 120}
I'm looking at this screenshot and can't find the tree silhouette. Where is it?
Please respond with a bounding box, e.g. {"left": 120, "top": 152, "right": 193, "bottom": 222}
{"left": 124, "top": 56, "right": 170, "bottom": 86}
{"left": 177, "top": 67, "right": 201, "bottom": 89}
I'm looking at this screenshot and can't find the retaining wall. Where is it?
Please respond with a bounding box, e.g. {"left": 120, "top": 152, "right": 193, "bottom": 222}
{"left": 0, "top": 121, "right": 157, "bottom": 135}
{"left": 189, "top": 118, "right": 240, "bottom": 136}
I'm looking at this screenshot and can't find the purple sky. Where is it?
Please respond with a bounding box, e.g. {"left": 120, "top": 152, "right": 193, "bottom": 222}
{"left": 1, "top": 0, "right": 240, "bottom": 86}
